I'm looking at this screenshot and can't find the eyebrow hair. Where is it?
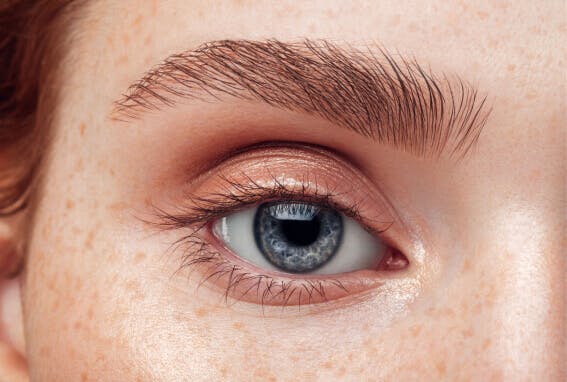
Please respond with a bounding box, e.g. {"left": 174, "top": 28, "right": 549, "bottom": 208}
{"left": 112, "top": 39, "right": 491, "bottom": 157}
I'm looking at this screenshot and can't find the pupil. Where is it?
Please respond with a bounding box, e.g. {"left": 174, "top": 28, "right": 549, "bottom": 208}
{"left": 280, "top": 216, "right": 321, "bottom": 246}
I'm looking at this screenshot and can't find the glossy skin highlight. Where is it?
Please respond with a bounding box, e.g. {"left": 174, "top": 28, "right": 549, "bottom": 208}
{"left": 1, "top": 1, "right": 565, "bottom": 381}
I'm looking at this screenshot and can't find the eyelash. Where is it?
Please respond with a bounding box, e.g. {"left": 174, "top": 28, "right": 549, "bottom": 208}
{"left": 158, "top": 174, "right": 378, "bottom": 228}
{"left": 153, "top": 175, "right": 394, "bottom": 309}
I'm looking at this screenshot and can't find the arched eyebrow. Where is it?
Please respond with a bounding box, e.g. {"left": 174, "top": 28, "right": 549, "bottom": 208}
{"left": 112, "top": 39, "right": 491, "bottom": 158}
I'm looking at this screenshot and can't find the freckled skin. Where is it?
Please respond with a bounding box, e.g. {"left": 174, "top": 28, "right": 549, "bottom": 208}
{"left": 10, "top": 0, "right": 565, "bottom": 381}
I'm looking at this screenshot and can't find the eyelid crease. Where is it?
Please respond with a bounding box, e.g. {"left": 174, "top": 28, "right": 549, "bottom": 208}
{"left": 112, "top": 39, "right": 492, "bottom": 158}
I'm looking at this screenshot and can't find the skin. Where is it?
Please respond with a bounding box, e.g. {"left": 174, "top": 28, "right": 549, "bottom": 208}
{"left": 0, "top": 0, "right": 565, "bottom": 380}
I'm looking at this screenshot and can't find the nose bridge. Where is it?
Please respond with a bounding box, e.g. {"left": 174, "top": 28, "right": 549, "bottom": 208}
{"left": 484, "top": 208, "right": 566, "bottom": 379}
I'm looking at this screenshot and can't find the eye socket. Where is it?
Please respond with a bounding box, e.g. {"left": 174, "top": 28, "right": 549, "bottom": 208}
{"left": 213, "top": 201, "right": 385, "bottom": 275}
{"left": 153, "top": 144, "right": 413, "bottom": 309}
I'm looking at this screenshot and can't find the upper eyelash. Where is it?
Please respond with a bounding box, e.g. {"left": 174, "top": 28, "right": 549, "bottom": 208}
{"left": 154, "top": 173, "right": 368, "bottom": 233}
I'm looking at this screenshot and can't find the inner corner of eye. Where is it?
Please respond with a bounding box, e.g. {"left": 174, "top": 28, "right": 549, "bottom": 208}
{"left": 207, "top": 202, "right": 405, "bottom": 276}
{"left": 379, "top": 247, "right": 410, "bottom": 271}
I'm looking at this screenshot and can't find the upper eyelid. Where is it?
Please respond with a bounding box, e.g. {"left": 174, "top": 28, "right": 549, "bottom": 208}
{"left": 152, "top": 160, "right": 396, "bottom": 244}
{"left": 153, "top": 176, "right": 389, "bottom": 235}
{"left": 111, "top": 39, "right": 491, "bottom": 159}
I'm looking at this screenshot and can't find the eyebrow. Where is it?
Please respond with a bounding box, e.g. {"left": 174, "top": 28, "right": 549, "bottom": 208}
{"left": 112, "top": 39, "right": 491, "bottom": 157}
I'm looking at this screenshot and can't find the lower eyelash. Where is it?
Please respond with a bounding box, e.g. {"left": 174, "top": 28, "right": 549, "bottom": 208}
{"left": 170, "top": 227, "right": 353, "bottom": 310}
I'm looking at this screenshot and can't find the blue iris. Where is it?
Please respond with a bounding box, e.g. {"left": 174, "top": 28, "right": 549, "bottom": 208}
{"left": 253, "top": 202, "right": 343, "bottom": 273}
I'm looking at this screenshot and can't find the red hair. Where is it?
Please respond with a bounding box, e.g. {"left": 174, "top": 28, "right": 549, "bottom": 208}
{"left": 0, "top": 0, "right": 77, "bottom": 215}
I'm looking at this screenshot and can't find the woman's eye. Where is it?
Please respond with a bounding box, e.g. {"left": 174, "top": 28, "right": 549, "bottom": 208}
{"left": 213, "top": 201, "right": 385, "bottom": 275}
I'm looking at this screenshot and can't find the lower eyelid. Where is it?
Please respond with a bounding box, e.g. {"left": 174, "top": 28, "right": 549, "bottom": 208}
{"left": 171, "top": 227, "right": 389, "bottom": 308}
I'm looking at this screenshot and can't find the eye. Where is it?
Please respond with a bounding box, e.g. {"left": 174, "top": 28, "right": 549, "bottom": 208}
{"left": 213, "top": 201, "right": 384, "bottom": 275}
{"left": 154, "top": 145, "right": 411, "bottom": 309}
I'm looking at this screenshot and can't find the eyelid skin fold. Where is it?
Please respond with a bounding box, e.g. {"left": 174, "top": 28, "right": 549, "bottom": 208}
{"left": 153, "top": 144, "right": 414, "bottom": 311}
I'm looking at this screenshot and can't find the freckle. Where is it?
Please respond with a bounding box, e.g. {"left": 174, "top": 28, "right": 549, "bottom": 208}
{"left": 367, "top": 346, "right": 378, "bottom": 357}
{"left": 410, "top": 324, "right": 422, "bottom": 337}
{"left": 107, "top": 202, "right": 127, "bottom": 211}
{"left": 42, "top": 223, "right": 52, "bottom": 238}
{"left": 525, "top": 92, "right": 537, "bottom": 100}
{"left": 81, "top": 371, "right": 88, "bottom": 382}
{"left": 79, "top": 122, "right": 86, "bottom": 136}
{"left": 109, "top": 168, "right": 116, "bottom": 176}
{"left": 462, "top": 258, "right": 472, "bottom": 271}
{"left": 106, "top": 252, "right": 118, "bottom": 264}
{"left": 253, "top": 368, "right": 276, "bottom": 382}
{"left": 477, "top": 11, "right": 489, "bottom": 20}
{"left": 389, "top": 14, "right": 401, "bottom": 26}
{"left": 40, "top": 345, "right": 51, "bottom": 356}
{"left": 347, "top": 352, "right": 354, "bottom": 361}
{"left": 116, "top": 55, "right": 128, "bottom": 64}
{"left": 144, "top": 34, "right": 152, "bottom": 45}
{"left": 335, "top": 366, "right": 346, "bottom": 377}
{"left": 462, "top": 328, "right": 474, "bottom": 338}
{"left": 493, "top": 0, "right": 509, "bottom": 9}
{"left": 133, "top": 251, "right": 146, "bottom": 264}
{"left": 482, "top": 338, "right": 491, "bottom": 350}
{"left": 195, "top": 308, "right": 208, "bottom": 317}
{"left": 232, "top": 322, "right": 244, "bottom": 330}
{"left": 75, "top": 158, "right": 84, "bottom": 172}
{"left": 323, "top": 9, "right": 335, "bottom": 18}
{"left": 132, "top": 14, "right": 143, "bottom": 26}
{"left": 87, "top": 306, "right": 94, "bottom": 320}
{"left": 66, "top": 200, "right": 75, "bottom": 210}
{"left": 73, "top": 320, "right": 82, "bottom": 330}
{"left": 122, "top": 33, "right": 129, "bottom": 45}
{"left": 473, "top": 302, "right": 482, "bottom": 314}
{"left": 321, "top": 360, "right": 332, "bottom": 369}
{"left": 46, "top": 277, "right": 56, "bottom": 291}
{"left": 125, "top": 280, "right": 144, "bottom": 300}
{"left": 84, "top": 231, "right": 94, "bottom": 249}
{"left": 435, "top": 360, "right": 447, "bottom": 376}
{"left": 67, "top": 344, "right": 77, "bottom": 358}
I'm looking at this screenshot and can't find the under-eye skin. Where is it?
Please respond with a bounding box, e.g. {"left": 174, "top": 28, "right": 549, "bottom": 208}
{"left": 154, "top": 144, "right": 411, "bottom": 308}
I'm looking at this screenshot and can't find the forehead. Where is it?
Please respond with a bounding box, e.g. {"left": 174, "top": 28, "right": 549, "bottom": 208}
{"left": 66, "top": 0, "right": 563, "bottom": 117}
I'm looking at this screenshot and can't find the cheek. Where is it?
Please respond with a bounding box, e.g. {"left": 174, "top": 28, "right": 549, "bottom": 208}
{"left": 20, "top": 177, "right": 255, "bottom": 380}
{"left": 23, "top": 205, "right": 138, "bottom": 379}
